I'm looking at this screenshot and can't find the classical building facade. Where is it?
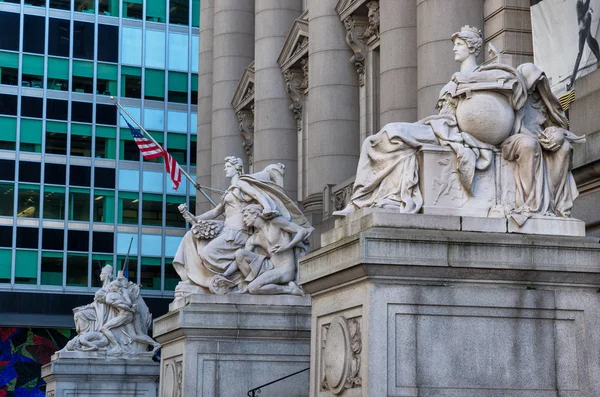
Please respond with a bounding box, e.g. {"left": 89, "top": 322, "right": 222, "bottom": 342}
{"left": 197, "top": 0, "right": 600, "bottom": 243}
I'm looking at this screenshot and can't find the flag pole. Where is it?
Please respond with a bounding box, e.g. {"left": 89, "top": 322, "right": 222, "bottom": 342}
{"left": 111, "top": 97, "right": 217, "bottom": 207}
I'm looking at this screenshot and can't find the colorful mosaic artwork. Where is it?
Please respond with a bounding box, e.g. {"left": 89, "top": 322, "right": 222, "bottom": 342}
{"left": 0, "top": 328, "right": 74, "bottom": 397}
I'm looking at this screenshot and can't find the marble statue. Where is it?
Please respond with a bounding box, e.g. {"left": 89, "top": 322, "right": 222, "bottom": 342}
{"left": 216, "top": 204, "right": 311, "bottom": 295}
{"left": 173, "top": 157, "right": 313, "bottom": 298}
{"left": 65, "top": 267, "right": 160, "bottom": 356}
{"left": 333, "top": 25, "right": 585, "bottom": 226}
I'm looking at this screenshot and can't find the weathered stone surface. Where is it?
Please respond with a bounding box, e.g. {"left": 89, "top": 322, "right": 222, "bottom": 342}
{"left": 300, "top": 210, "right": 600, "bottom": 396}
{"left": 154, "top": 294, "right": 311, "bottom": 397}
{"left": 42, "top": 355, "right": 159, "bottom": 397}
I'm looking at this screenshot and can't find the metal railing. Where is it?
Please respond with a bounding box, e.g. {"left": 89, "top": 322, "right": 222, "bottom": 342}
{"left": 247, "top": 367, "right": 309, "bottom": 397}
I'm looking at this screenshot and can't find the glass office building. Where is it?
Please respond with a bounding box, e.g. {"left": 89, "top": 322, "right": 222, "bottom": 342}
{"left": 0, "top": 0, "right": 199, "bottom": 371}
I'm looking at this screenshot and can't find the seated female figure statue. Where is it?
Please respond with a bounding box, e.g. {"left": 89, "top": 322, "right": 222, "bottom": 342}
{"left": 173, "top": 156, "right": 311, "bottom": 294}
{"left": 334, "top": 26, "right": 527, "bottom": 216}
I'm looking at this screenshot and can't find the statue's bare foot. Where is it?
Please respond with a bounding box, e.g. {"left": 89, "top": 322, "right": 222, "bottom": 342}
{"left": 288, "top": 281, "right": 306, "bottom": 296}
{"left": 332, "top": 203, "right": 358, "bottom": 217}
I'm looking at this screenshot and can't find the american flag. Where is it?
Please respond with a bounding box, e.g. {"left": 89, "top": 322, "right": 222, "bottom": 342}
{"left": 124, "top": 119, "right": 182, "bottom": 190}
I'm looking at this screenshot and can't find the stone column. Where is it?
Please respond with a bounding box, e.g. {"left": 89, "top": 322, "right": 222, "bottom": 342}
{"left": 306, "top": 0, "right": 360, "bottom": 211}
{"left": 416, "top": 0, "right": 483, "bottom": 119}
{"left": 379, "top": 0, "right": 417, "bottom": 125}
{"left": 211, "top": 0, "right": 255, "bottom": 191}
{"left": 253, "top": 0, "right": 303, "bottom": 200}
{"left": 196, "top": 0, "right": 214, "bottom": 213}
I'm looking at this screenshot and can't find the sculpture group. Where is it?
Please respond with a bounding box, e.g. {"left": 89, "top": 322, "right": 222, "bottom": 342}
{"left": 65, "top": 265, "right": 160, "bottom": 356}
{"left": 334, "top": 26, "right": 585, "bottom": 226}
{"left": 173, "top": 157, "right": 313, "bottom": 297}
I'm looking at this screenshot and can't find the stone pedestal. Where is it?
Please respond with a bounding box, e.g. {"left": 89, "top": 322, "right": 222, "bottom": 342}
{"left": 153, "top": 294, "right": 311, "bottom": 397}
{"left": 42, "top": 352, "right": 159, "bottom": 397}
{"left": 300, "top": 209, "right": 600, "bottom": 397}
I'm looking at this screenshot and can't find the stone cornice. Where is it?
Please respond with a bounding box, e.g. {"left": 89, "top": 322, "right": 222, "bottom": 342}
{"left": 278, "top": 18, "right": 309, "bottom": 72}
{"left": 231, "top": 62, "right": 255, "bottom": 114}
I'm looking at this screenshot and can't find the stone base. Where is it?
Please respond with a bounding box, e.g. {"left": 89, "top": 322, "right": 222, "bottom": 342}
{"left": 41, "top": 353, "right": 159, "bottom": 397}
{"left": 153, "top": 294, "right": 312, "bottom": 397}
{"left": 326, "top": 208, "right": 584, "bottom": 246}
{"left": 301, "top": 210, "right": 600, "bottom": 397}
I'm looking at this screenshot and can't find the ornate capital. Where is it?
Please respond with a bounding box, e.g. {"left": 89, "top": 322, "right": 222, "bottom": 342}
{"left": 236, "top": 108, "right": 254, "bottom": 165}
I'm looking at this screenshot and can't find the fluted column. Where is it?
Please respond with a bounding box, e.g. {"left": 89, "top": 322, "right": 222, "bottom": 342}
{"left": 416, "top": 0, "right": 483, "bottom": 119}
{"left": 306, "top": 0, "right": 360, "bottom": 210}
{"left": 196, "top": 0, "right": 214, "bottom": 213}
{"left": 253, "top": 0, "right": 303, "bottom": 200}
{"left": 211, "top": 0, "right": 255, "bottom": 191}
{"left": 380, "top": 0, "right": 417, "bottom": 125}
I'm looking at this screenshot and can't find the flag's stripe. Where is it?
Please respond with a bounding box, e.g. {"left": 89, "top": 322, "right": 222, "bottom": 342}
{"left": 123, "top": 116, "right": 182, "bottom": 190}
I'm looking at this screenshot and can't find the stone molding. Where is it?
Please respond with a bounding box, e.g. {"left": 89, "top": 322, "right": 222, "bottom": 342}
{"left": 231, "top": 63, "right": 255, "bottom": 166}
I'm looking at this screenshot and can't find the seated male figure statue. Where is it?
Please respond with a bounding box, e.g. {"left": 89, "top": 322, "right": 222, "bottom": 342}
{"left": 221, "top": 204, "right": 311, "bottom": 295}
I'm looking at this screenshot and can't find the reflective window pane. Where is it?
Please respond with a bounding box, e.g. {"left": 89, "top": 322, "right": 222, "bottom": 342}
{"left": 42, "top": 228, "right": 64, "bottom": 250}
{"left": 0, "top": 182, "right": 14, "bottom": 217}
{"left": 142, "top": 171, "right": 163, "bottom": 193}
{"left": 75, "top": 0, "right": 95, "bottom": 13}
{"left": 141, "top": 195, "right": 162, "bottom": 226}
{"left": 122, "top": 0, "right": 142, "bottom": 20}
{"left": 70, "top": 190, "right": 90, "bottom": 221}
{"left": 21, "top": 96, "right": 43, "bottom": 118}
{"left": 165, "top": 198, "right": 184, "bottom": 228}
{"left": 70, "top": 165, "right": 92, "bottom": 187}
{"left": 94, "top": 167, "right": 116, "bottom": 189}
{"left": 16, "top": 227, "right": 38, "bottom": 249}
{"left": 23, "top": 15, "right": 45, "bottom": 54}
{"left": 19, "top": 161, "right": 41, "bottom": 183}
{"left": 145, "top": 30, "right": 165, "bottom": 69}
{"left": 43, "top": 186, "right": 66, "bottom": 220}
{"left": 122, "top": 67, "right": 141, "bottom": 98}
{"left": 168, "top": 71, "right": 188, "bottom": 103}
{"left": 66, "top": 253, "right": 88, "bottom": 286}
{"left": 92, "top": 231, "right": 114, "bottom": 253}
{"left": 121, "top": 27, "right": 142, "bottom": 65}
{"left": 169, "top": 0, "right": 188, "bottom": 25}
{"left": 0, "top": 248, "right": 10, "bottom": 283}
{"left": 164, "top": 257, "right": 177, "bottom": 290}
{"left": 99, "top": 0, "right": 118, "bottom": 17}
{"left": 144, "top": 108, "right": 164, "bottom": 130}
{"left": 44, "top": 163, "right": 67, "bottom": 185}
{"left": 96, "top": 103, "right": 117, "bottom": 125}
{"left": 71, "top": 102, "right": 93, "bottom": 123}
{"left": 93, "top": 190, "right": 115, "bottom": 222}
{"left": 70, "top": 125, "right": 93, "bottom": 157}
{"left": 191, "top": 36, "right": 198, "bottom": 73}
{"left": 141, "top": 234, "right": 161, "bottom": 255}
{"left": 73, "top": 21, "right": 95, "bottom": 60}
{"left": 0, "top": 52, "right": 18, "bottom": 85}
{"left": 118, "top": 194, "right": 139, "bottom": 225}
{"left": 118, "top": 170, "right": 139, "bottom": 191}
{"left": 164, "top": 236, "right": 180, "bottom": 257}
{"left": 17, "top": 185, "right": 40, "bottom": 218}
{"left": 20, "top": 119, "right": 43, "bottom": 153}
{"left": 98, "top": 24, "right": 119, "bottom": 63}
{"left": 167, "top": 110, "right": 187, "bottom": 132}
{"left": 0, "top": 227, "right": 12, "bottom": 247}
{"left": 140, "top": 257, "right": 161, "bottom": 290}
{"left": 45, "top": 130, "right": 68, "bottom": 155}
{"left": 0, "top": 117, "right": 16, "bottom": 150}
{"left": 49, "top": 0, "right": 70, "bottom": 10}
{"left": 0, "top": 12, "right": 20, "bottom": 52}
{"left": 15, "top": 250, "right": 37, "bottom": 284}
{"left": 168, "top": 33, "right": 188, "bottom": 71}
{"left": 49, "top": 18, "right": 71, "bottom": 57}
{"left": 41, "top": 251, "right": 63, "bottom": 286}
{"left": 116, "top": 232, "right": 138, "bottom": 255}
{"left": 48, "top": 57, "right": 69, "bottom": 91}
{"left": 47, "top": 99, "right": 69, "bottom": 121}
{"left": 147, "top": 0, "right": 166, "bottom": 22}
{"left": 117, "top": 255, "right": 137, "bottom": 283}
{"left": 67, "top": 230, "right": 89, "bottom": 252}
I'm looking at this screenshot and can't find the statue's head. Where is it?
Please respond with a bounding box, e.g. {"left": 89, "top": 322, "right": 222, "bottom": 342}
{"left": 242, "top": 204, "right": 263, "bottom": 228}
{"left": 451, "top": 25, "right": 483, "bottom": 60}
{"left": 100, "top": 264, "right": 113, "bottom": 282}
{"left": 224, "top": 156, "right": 244, "bottom": 178}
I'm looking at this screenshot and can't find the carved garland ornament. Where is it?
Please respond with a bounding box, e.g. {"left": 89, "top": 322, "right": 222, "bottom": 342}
{"left": 236, "top": 107, "right": 255, "bottom": 166}
{"left": 321, "top": 316, "right": 362, "bottom": 394}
